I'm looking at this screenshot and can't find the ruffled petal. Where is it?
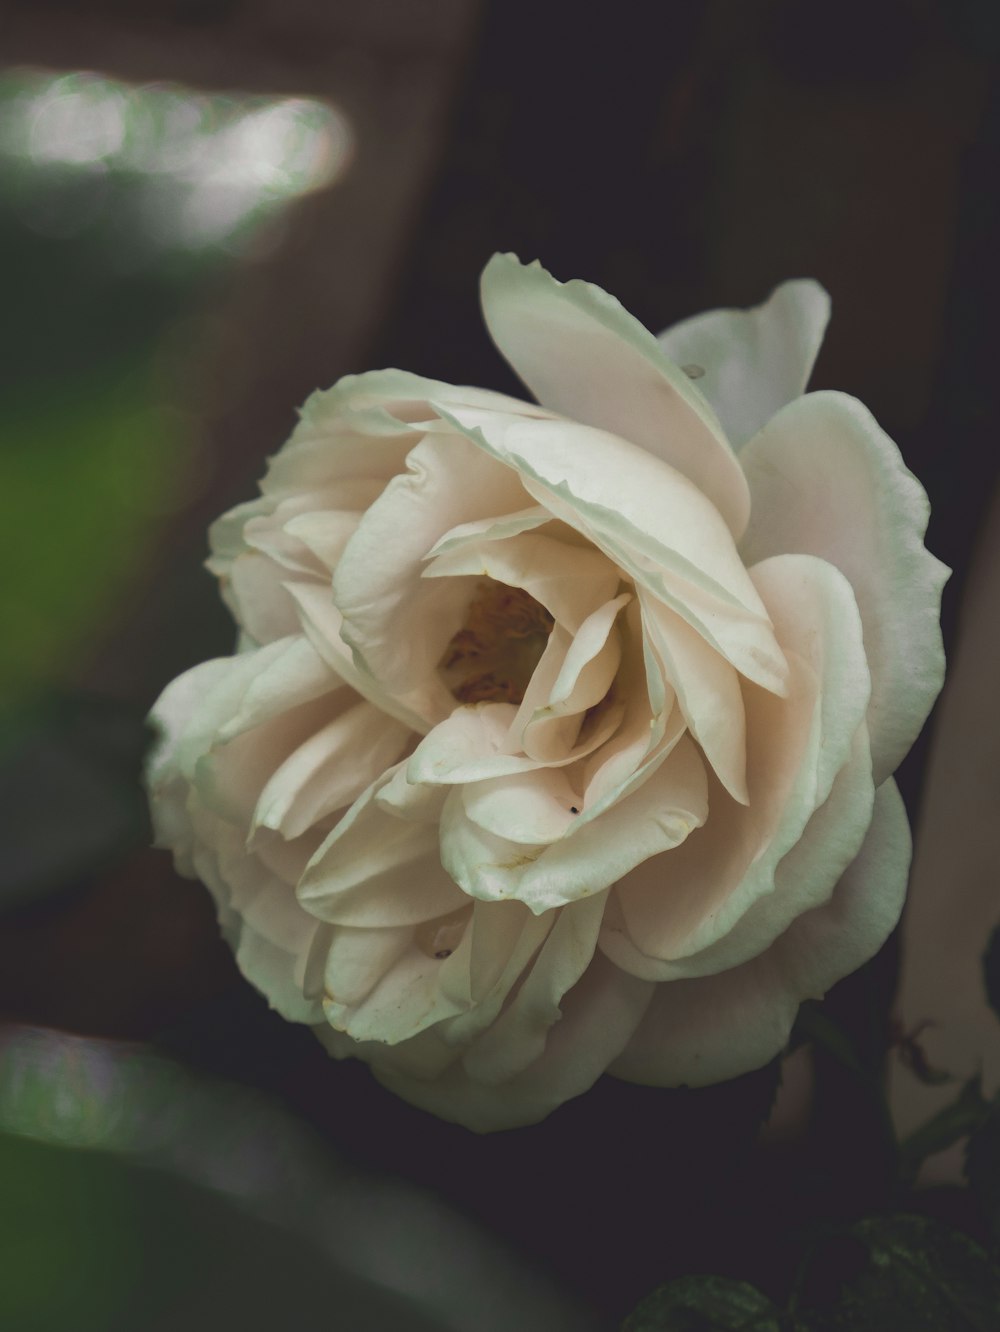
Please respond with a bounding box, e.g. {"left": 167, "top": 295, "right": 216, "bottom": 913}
{"left": 441, "top": 734, "right": 708, "bottom": 913}
{"left": 378, "top": 950, "right": 653, "bottom": 1132}
{"left": 189, "top": 817, "right": 324, "bottom": 1024}
{"left": 298, "top": 766, "right": 465, "bottom": 927}
{"left": 331, "top": 432, "right": 532, "bottom": 728}
{"left": 253, "top": 700, "right": 412, "bottom": 839}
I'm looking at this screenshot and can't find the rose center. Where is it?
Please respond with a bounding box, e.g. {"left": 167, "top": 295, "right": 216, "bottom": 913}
{"left": 439, "top": 581, "right": 554, "bottom": 705}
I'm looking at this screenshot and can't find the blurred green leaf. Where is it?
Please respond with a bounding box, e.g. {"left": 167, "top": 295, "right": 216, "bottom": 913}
{"left": 898, "top": 1075, "right": 990, "bottom": 1187}
{"left": 620, "top": 1217, "right": 1000, "bottom": 1331}
{"left": 0, "top": 1025, "right": 593, "bottom": 1332}
{"left": 792, "top": 1002, "right": 867, "bottom": 1080}
{"left": 0, "top": 365, "right": 195, "bottom": 711}
{"left": 620, "top": 1275, "right": 780, "bottom": 1330}
{"left": 792, "top": 1214, "right": 1000, "bottom": 1331}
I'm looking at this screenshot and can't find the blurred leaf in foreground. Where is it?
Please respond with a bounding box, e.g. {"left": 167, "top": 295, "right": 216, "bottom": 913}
{"left": 0, "top": 1024, "right": 593, "bottom": 1332}
{"left": 620, "top": 1274, "right": 781, "bottom": 1330}
{"left": 621, "top": 1214, "right": 1000, "bottom": 1330}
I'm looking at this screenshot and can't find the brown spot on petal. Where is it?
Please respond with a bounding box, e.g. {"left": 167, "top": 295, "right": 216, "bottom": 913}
{"left": 416, "top": 907, "right": 471, "bottom": 960}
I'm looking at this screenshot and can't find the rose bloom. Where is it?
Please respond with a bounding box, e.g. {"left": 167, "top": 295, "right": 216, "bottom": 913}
{"left": 148, "top": 255, "right": 947, "bottom": 1131}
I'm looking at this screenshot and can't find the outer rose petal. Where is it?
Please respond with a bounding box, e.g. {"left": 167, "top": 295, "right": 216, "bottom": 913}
{"left": 609, "top": 778, "right": 910, "bottom": 1086}
{"left": 479, "top": 253, "right": 751, "bottom": 536}
{"left": 739, "top": 391, "right": 949, "bottom": 784}
{"left": 369, "top": 952, "right": 654, "bottom": 1133}
{"left": 192, "top": 821, "right": 324, "bottom": 1024}
{"left": 610, "top": 553, "right": 871, "bottom": 973}
{"left": 657, "top": 279, "right": 830, "bottom": 449}
{"left": 149, "top": 659, "right": 331, "bottom": 1026}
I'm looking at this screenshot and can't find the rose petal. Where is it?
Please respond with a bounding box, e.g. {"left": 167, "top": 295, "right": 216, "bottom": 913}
{"left": 426, "top": 505, "right": 553, "bottom": 558}
{"left": 323, "top": 927, "right": 472, "bottom": 1045}
{"left": 604, "top": 721, "right": 874, "bottom": 981}
{"left": 609, "top": 778, "right": 909, "bottom": 1086}
{"left": 377, "top": 950, "right": 653, "bottom": 1132}
{"left": 739, "top": 390, "right": 949, "bottom": 783}
{"left": 461, "top": 767, "right": 582, "bottom": 845}
{"left": 298, "top": 766, "right": 466, "bottom": 927}
{"left": 612, "top": 553, "right": 871, "bottom": 968}
{"left": 253, "top": 699, "right": 412, "bottom": 839}
{"left": 641, "top": 594, "right": 748, "bottom": 804}
{"left": 459, "top": 891, "right": 608, "bottom": 1082}
{"left": 423, "top": 530, "right": 620, "bottom": 635}
{"left": 479, "top": 253, "right": 751, "bottom": 536}
{"left": 436, "top": 404, "right": 789, "bottom": 698}
{"left": 657, "top": 279, "right": 830, "bottom": 449}
{"left": 287, "top": 581, "right": 430, "bottom": 733}
{"left": 190, "top": 820, "right": 324, "bottom": 1024}
{"left": 441, "top": 734, "right": 708, "bottom": 913}
{"left": 148, "top": 636, "right": 338, "bottom": 787}
{"left": 332, "top": 431, "right": 532, "bottom": 728}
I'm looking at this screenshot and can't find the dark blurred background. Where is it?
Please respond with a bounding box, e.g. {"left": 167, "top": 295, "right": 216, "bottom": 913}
{"left": 1, "top": 2, "right": 998, "bottom": 1328}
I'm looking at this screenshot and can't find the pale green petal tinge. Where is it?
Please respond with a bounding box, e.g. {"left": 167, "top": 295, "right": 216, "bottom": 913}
{"left": 657, "top": 278, "right": 830, "bottom": 449}
{"left": 739, "top": 391, "right": 949, "bottom": 784}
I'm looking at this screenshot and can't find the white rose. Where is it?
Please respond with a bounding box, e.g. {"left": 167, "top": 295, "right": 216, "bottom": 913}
{"left": 148, "top": 254, "right": 948, "bottom": 1132}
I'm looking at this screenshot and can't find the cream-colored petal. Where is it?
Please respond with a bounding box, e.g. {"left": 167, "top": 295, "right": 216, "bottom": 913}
{"left": 613, "top": 553, "right": 871, "bottom": 966}
{"left": 604, "top": 722, "right": 874, "bottom": 981}
{"left": 376, "top": 951, "right": 653, "bottom": 1132}
{"left": 740, "top": 390, "right": 949, "bottom": 783}
{"left": 147, "top": 656, "right": 237, "bottom": 785}
{"left": 461, "top": 767, "right": 582, "bottom": 845}
{"left": 423, "top": 530, "right": 620, "bottom": 635}
{"left": 657, "top": 279, "right": 830, "bottom": 449}
{"left": 148, "top": 636, "right": 337, "bottom": 787}
{"left": 282, "top": 508, "right": 365, "bottom": 573}
{"left": 253, "top": 700, "right": 412, "bottom": 839}
{"left": 479, "top": 253, "right": 750, "bottom": 536}
{"left": 189, "top": 818, "right": 323, "bottom": 1024}
{"left": 323, "top": 942, "right": 470, "bottom": 1045}
{"left": 287, "top": 581, "right": 430, "bottom": 733}
{"left": 435, "top": 403, "right": 789, "bottom": 698}
{"left": 426, "top": 505, "right": 553, "bottom": 558}
{"left": 459, "top": 892, "right": 607, "bottom": 1083}
{"left": 195, "top": 694, "right": 339, "bottom": 828}
{"left": 641, "top": 594, "right": 748, "bottom": 804}
{"left": 298, "top": 767, "right": 466, "bottom": 927}
{"left": 332, "top": 431, "right": 531, "bottom": 728}
{"left": 406, "top": 704, "right": 530, "bottom": 785}
{"left": 609, "top": 779, "right": 909, "bottom": 1087}
{"left": 441, "top": 735, "right": 708, "bottom": 913}
{"left": 321, "top": 924, "right": 414, "bottom": 1008}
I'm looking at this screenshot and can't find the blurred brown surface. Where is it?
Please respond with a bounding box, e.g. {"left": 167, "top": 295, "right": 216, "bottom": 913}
{"left": 5, "top": 0, "right": 483, "bottom": 703}
{"left": 0, "top": 850, "right": 237, "bottom": 1038}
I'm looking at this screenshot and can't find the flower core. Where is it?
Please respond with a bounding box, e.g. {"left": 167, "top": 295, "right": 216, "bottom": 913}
{"left": 440, "top": 581, "right": 554, "bottom": 705}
